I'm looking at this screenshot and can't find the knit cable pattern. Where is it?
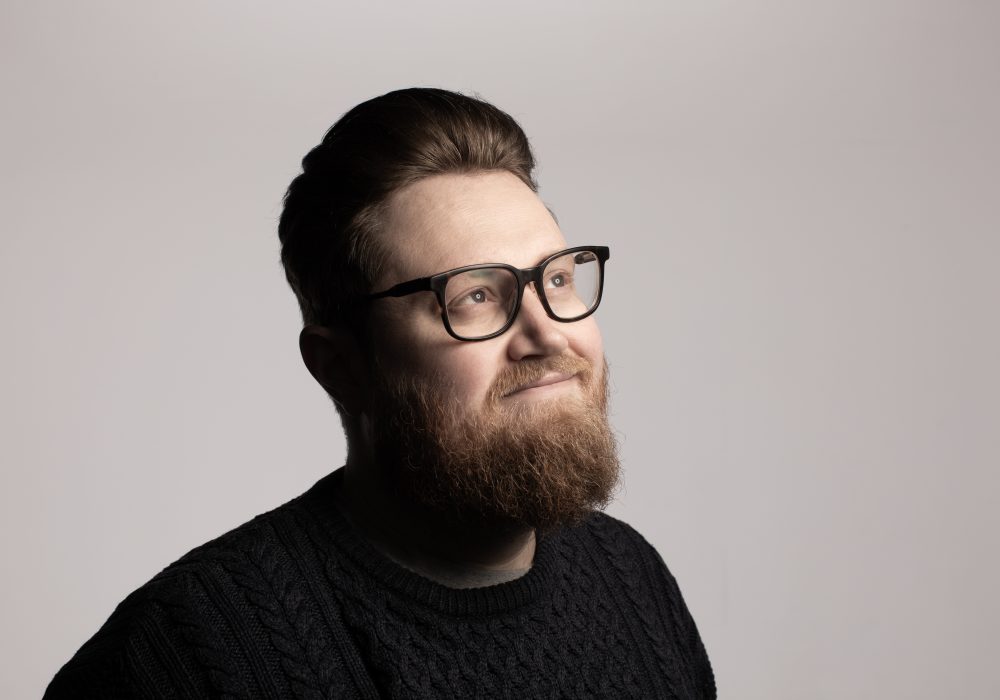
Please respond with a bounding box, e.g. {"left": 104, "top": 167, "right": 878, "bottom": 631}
{"left": 45, "top": 469, "right": 715, "bottom": 699}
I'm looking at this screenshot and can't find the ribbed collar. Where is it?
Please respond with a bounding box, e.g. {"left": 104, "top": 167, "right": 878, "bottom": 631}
{"left": 298, "top": 468, "right": 568, "bottom": 617}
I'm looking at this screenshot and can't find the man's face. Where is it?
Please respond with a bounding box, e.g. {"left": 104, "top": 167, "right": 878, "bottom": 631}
{"left": 361, "top": 171, "right": 618, "bottom": 529}
{"left": 370, "top": 171, "right": 605, "bottom": 407}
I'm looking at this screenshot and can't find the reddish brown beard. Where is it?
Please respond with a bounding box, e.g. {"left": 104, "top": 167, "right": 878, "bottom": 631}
{"left": 368, "top": 354, "right": 621, "bottom": 533}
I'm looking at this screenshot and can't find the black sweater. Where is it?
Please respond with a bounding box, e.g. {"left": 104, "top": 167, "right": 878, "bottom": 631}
{"left": 46, "top": 469, "right": 716, "bottom": 698}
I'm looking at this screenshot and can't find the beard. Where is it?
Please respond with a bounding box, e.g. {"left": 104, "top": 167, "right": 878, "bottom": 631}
{"left": 367, "top": 353, "right": 621, "bottom": 533}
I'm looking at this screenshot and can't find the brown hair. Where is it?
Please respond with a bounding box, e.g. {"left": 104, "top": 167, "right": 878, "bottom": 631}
{"left": 278, "top": 88, "right": 538, "bottom": 328}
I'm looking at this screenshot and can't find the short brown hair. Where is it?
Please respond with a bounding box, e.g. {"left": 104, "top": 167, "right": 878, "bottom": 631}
{"left": 278, "top": 88, "right": 537, "bottom": 328}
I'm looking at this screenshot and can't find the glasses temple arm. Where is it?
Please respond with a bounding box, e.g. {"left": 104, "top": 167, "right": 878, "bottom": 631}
{"left": 366, "top": 277, "right": 433, "bottom": 300}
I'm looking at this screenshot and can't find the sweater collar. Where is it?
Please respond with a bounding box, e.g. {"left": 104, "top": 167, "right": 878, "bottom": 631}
{"left": 300, "top": 467, "right": 567, "bottom": 617}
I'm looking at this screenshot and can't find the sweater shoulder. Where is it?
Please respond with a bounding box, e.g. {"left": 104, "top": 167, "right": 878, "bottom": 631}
{"left": 44, "top": 567, "right": 210, "bottom": 698}
{"left": 580, "top": 513, "right": 717, "bottom": 698}
{"left": 578, "top": 511, "right": 671, "bottom": 571}
{"left": 159, "top": 484, "right": 313, "bottom": 575}
{"left": 46, "top": 479, "right": 338, "bottom": 698}
{"left": 113, "top": 480, "right": 328, "bottom": 636}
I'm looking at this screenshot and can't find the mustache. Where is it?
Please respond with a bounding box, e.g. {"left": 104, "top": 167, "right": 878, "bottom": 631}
{"left": 486, "top": 353, "right": 594, "bottom": 403}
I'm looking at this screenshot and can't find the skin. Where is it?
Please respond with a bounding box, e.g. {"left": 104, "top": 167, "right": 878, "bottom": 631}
{"left": 300, "top": 171, "right": 605, "bottom": 585}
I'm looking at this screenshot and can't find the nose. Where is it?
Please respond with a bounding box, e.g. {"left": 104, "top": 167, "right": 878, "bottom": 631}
{"left": 506, "top": 282, "right": 570, "bottom": 361}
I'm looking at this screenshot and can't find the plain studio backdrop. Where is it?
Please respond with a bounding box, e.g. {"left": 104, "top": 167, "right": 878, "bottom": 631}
{"left": 3, "top": 1, "right": 998, "bottom": 697}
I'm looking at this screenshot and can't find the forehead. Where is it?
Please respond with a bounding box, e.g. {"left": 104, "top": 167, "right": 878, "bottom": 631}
{"left": 376, "top": 172, "right": 568, "bottom": 287}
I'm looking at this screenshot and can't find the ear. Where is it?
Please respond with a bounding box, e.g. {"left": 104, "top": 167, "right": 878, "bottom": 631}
{"left": 299, "top": 324, "right": 369, "bottom": 416}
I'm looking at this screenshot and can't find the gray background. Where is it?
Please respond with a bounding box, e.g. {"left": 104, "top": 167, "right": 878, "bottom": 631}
{"left": 3, "top": 1, "right": 998, "bottom": 697}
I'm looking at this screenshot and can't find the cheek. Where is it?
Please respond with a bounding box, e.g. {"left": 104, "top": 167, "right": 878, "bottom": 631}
{"left": 370, "top": 303, "right": 453, "bottom": 373}
{"left": 569, "top": 318, "right": 605, "bottom": 367}
{"left": 436, "top": 348, "right": 503, "bottom": 405}
{"left": 383, "top": 323, "right": 501, "bottom": 404}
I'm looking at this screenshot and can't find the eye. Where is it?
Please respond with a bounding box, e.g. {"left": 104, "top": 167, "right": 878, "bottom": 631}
{"left": 450, "top": 287, "right": 493, "bottom": 307}
{"left": 545, "top": 269, "right": 574, "bottom": 290}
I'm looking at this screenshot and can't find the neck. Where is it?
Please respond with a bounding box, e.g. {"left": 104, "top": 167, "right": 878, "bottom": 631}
{"left": 333, "top": 459, "right": 537, "bottom": 589}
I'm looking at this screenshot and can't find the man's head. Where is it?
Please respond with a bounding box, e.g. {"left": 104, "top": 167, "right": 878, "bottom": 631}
{"left": 279, "top": 88, "right": 619, "bottom": 531}
{"left": 279, "top": 88, "right": 536, "bottom": 332}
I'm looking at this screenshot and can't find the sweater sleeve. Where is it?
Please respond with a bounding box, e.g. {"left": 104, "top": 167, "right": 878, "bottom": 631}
{"left": 650, "top": 546, "right": 718, "bottom": 699}
{"left": 45, "top": 646, "right": 150, "bottom": 699}
{"left": 44, "top": 581, "right": 209, "bottom": 699}
{"left": 587, "top": 512, "right": 717, "bottom": 698}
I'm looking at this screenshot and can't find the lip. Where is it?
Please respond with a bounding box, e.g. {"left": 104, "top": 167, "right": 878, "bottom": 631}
{"left": 506, "top": 372, "right": 577, "bottom": 397}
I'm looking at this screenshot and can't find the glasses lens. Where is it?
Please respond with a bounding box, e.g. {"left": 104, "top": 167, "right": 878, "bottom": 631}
{"left": 444, "top": 267, "right": 518, "bottom": 339}
{"left": 542, "top": 250, "right": 602, "bottom": 319}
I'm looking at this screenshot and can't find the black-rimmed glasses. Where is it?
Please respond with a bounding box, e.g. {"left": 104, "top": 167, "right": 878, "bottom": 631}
{"left": 365, "top": 245, "right": 610, "bottom": 341}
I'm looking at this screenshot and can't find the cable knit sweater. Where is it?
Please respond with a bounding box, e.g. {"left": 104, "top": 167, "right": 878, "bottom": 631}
{"left": 46, "top": 469, "right": 716, "bottom": 698}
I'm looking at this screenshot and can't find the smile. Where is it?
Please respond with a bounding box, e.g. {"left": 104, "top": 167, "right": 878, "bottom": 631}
{"left": 505, "top": 372, "right": 578, "bottom": 398}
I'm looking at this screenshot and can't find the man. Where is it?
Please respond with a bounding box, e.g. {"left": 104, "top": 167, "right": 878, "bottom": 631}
{"left": 46, "top": 88, "right": 715, "bottom": 698}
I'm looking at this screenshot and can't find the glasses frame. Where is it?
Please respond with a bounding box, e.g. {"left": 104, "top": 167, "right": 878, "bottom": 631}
{"left": 365, "top": 245, "right": 610, "bottom": 341}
